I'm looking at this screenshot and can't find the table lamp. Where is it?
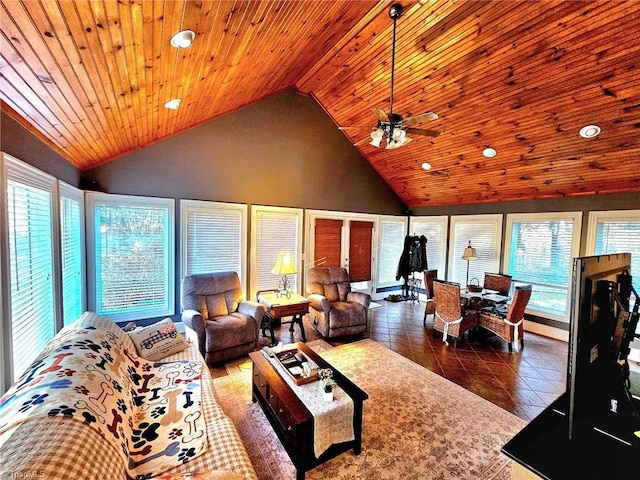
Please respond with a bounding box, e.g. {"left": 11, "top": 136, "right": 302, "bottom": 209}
{"left": 461, "top": 241, "right": 478, "bottom": 287}
{"left": 271, "top": 253, "right": 297, "bottom": 298}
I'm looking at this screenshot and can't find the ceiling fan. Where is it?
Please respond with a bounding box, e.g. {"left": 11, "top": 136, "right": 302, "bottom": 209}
{"left": 339, "top": 3, "right": 440, "bottom": 150}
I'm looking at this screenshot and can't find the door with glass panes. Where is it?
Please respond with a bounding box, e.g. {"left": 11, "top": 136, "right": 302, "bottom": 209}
{"left": 308, "top": 214, "right": 375, "bottom": 295}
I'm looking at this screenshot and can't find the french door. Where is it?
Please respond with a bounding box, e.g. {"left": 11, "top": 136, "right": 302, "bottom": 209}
{"left": 306, "top": 211, "right": 376, "bottom": 294}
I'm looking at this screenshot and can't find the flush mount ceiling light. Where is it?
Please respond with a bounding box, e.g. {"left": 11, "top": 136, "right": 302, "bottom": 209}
{"left": 483, "top": 147, "right": 497, "bottom": 158}
{"left": 579, "top": 124, "right": 601, "bottom": 138}
{"left": 170, "top": 30, "right": 195, "bottom": 48}
{"left": 164, "top": 98, "right": 181, "bottom": 110}
{"left": 421, "top": 162, "right": 432, "bottom": 171}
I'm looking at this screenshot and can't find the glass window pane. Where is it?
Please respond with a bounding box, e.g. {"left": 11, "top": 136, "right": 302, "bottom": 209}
{"left": 60, "top": 184, "right": 85, "bottom": 325}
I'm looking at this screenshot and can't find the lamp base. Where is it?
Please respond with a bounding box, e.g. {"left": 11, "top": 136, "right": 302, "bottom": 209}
{"left": 276, "top": 274, "right": 292, "bottom": 298}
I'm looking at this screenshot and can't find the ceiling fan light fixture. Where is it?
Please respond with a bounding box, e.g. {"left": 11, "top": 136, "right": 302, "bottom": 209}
{"left": 483, "top": 147, "right": 497, "bottom": 158}
{"left": 170, "top": 30, "right": 195, "bottom": 49}
{"left": 164, "top": 98, "right": 181, "bottom": 110}
{"left": 370, "top": 128, "right": 384, "bottom": 147}
{"left": 579, "top": 124, "right": 601, "bottom": 138}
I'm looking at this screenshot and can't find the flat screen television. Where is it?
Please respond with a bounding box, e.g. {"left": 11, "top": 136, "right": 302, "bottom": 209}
{"left": 566, "top": 252, "right": 639, "bottom": 443}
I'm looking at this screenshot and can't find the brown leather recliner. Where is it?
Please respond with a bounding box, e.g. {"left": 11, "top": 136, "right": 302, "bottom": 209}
{"left": 181, "top": 271, "right": 265, "bottom": 365}
{"left": 305, "top": 267, "right": 371, "bottom": 338}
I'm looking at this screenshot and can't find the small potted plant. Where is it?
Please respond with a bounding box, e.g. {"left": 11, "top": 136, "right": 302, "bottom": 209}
{"left": 319, "top": 368, "right": 336, "bottom": 401}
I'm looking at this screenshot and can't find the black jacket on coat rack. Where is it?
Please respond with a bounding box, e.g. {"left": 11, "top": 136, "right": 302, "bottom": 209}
{"left": 396, "top": 235, "right": 428, "bottom": 283}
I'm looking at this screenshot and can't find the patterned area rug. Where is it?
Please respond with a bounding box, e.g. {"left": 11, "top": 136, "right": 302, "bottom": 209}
{"left": 212, "top": 339, "right": 524, "bottom": 479}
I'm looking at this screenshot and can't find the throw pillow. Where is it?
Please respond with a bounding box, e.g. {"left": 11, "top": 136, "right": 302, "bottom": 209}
{"left": 206, "top": 293, "right": 229, "bottom": 318}
{"left": 128, "top": 318, "right": 189, "bottom": 361}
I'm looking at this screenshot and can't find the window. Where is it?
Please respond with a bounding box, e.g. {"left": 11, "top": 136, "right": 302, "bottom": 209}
{"left": 409, "top": 216, "right": 448, "bottom": 279}
{"left": 59, "top": 182, "right": 85, "bottom": 325}
{"left": 449, "top": 215, "right": 503, "bottom": 286}
{"left": 250, "top": 206, "right": 303, "bottom": 298}
{"left": 377, "top": 216, "right": 408, "bottom": 289}
{"left": 3, "top": 154, "right": 57, "bottom": 381}
{"left": 180, "top": 200, "right": 247, "bottom": 280}
{"left": 586, "top": 210, "right": 640, "bottom": 280}
{"left": 87, "top": 193, "right": 175, "bottom": 322}
{"left": 504, "top": 212, "right": 582, "bottom": 321}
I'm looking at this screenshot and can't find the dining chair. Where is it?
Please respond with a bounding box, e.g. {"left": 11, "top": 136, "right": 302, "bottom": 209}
{"left": 483, "top": 273, "right": 512, "bottom": 295}
{"left": 478, "top": 284, "right": 532, "bottom": 352}
{"left": 432, "top": 280, "right": 478, "bottom": 347}
{"left": 422, "top": 269, "right": 438, "bottom": 323}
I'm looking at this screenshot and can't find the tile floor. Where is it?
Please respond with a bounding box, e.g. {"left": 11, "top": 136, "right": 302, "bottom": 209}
{"left": 211, "top": 299, "right": 569, "bottom": 422}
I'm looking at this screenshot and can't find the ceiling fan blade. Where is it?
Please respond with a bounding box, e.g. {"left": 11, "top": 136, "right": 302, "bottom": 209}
{"left": 402, "top": 112, "right": 439, "bottom": 126}
{"left": 405, "top": 127, "right": 440, "bottom": 138}
{"left": 372, "top": 108, "right": 389, "bottom": 122}
{"left": 353, "top": 137, "right": 373, "bottom": 147}
{"left": 339, "top": 126, "right": 375, "bottom": 130}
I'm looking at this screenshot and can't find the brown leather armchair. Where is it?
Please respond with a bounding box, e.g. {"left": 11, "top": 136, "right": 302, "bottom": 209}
{"left": 433, "top": 280, "right": 478, "bottom": 347}
{"left": 305, "top": 267, "right": 371, "bottom": 338}
{"left": 181, "top": 271, "right": 265, "bottom": 365}
{"left": 479, "top": 284, "right": 532, "bottom": 352}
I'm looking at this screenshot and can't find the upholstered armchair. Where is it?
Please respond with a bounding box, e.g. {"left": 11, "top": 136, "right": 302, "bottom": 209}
{"left": 305, "top": 267, "right": 371, "bottom": 338}
{"left": 432, "top": 280, "right": 478, "bottom": 347}
{"left": 422, "top": 269, "right": 438, "bottom": 323}
{"left": 479, "top": 284, "right": 532, "bottom": 352}
{"left": 181, "top": 271, "right": 265, "bottom": 365}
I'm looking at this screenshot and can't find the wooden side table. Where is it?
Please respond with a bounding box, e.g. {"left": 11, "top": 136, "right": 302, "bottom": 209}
{"left": 257, "top": 291, "right": 310, "bottom": 345}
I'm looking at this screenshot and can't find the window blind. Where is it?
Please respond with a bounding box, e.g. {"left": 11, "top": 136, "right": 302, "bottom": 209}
{"left": 377, "top": 217, "right": 406, "bottom": 287}
{"left": 251, "top": 206, "right": 302, "bottom": 297}
{"left": 314, "top": 218, "right": 343, "bottom": 267}
{"left": 505, "top": 213, "right": 581, "bottom": 320}
{"left": 5, "top": 157, "right": 56, "bottom": 380}
{"left": 594, "top": 220, "right": 640, "bottom": 280}
{"left": 60, "top": 183, "right": 85, "bottom": 326}
{"left": 409, "top": 216, "right": 448, "bottom": 278}
{"left": 87, "top": 194, "right": 175, "bottom": 321}
{"left": 449, "top": 215, "right": 502, "bottom": 286}
{"left": 349, "top": 221, "right": 374, "bottom": 282}
{"left": 181, "top": 200, "right": 246, "bottom": 279}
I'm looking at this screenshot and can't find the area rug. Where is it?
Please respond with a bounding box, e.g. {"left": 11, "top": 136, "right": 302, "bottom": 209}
{"left": 212, "top": 339, "right": 525, "bottom": 479}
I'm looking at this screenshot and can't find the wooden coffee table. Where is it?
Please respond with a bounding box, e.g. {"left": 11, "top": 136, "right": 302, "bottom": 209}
{"left": 249, "top": 342, "right": 368, "bottom": 480}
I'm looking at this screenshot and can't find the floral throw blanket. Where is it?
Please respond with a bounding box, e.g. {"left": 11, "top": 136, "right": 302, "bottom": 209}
{"left": 0, "top": 324, "right": 207, "bottom": 479}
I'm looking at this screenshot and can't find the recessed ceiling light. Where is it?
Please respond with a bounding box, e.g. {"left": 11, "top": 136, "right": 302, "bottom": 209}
{"left": 579, "top": 124, "right": 601, "bottom": 138}
{"left": 164, "top": 98, "right": 181, "bottom": 110}
{"left": 170, "top": 30, "right": 195, "bottom": 49}
{"left": 482, "top": 147, "right": 497, "bottom": 158}
{"left": 421, "top": 162, "right": 432, "bottom": 171}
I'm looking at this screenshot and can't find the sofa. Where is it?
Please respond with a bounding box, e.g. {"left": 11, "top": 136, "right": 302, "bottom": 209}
{"left": 305, "top": 267, "right": 371, "bottom": 338}
{"left": 182, "top": 272, "right": 265, "bottom": 365}
{"left": 0, "top": 312, "right": 256, "bottom": 480}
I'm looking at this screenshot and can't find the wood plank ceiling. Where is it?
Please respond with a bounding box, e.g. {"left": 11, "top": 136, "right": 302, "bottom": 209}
{"left": 1, "top": 0, "right": 639, "bottom": 207}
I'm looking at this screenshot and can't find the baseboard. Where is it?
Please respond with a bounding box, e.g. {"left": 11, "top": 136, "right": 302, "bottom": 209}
{"left": 523, "top": 320, "right": 568, "bottom": 342}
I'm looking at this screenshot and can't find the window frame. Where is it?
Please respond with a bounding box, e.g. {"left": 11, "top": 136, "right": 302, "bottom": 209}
{"left": 180, "top": 199, "right": 247, "bottom": 283}
{"left": 59, "top": 181, "right": 86, "bottom": 326}
{"left": 448, "top": 214, "right": 503, "bottom": 286}
{"left": 1, "top": 153, "right": 59, "bottom": 388}
{"left": 409, "top": 215, "right": 449, "bottom": 281}
{"left": 376, "top": 215, "right": 408, "bottom": 290}
{"left": 250, "top": 205, "right": 303, "bottom": 299}
{"left": 503, "top": 211, "right": 582, "bottom": 322}
{"left": 586, "top": 209, "right": 640, "bottom": 278}
{"left": 86, "top": 192, "right": 175, "bottom": 322}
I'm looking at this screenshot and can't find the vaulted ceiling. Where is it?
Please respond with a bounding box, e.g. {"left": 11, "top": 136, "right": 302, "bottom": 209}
{"left": 1, "top": 0, "right": 639, "bottom": 207}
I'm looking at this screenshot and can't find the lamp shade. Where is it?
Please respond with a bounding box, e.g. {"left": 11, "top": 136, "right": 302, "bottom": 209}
{"left": 462, "top": 242, "right": 478, "bottom": 260}
{"left": 271, "top": 253, "right": 297, "bottom": 275}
